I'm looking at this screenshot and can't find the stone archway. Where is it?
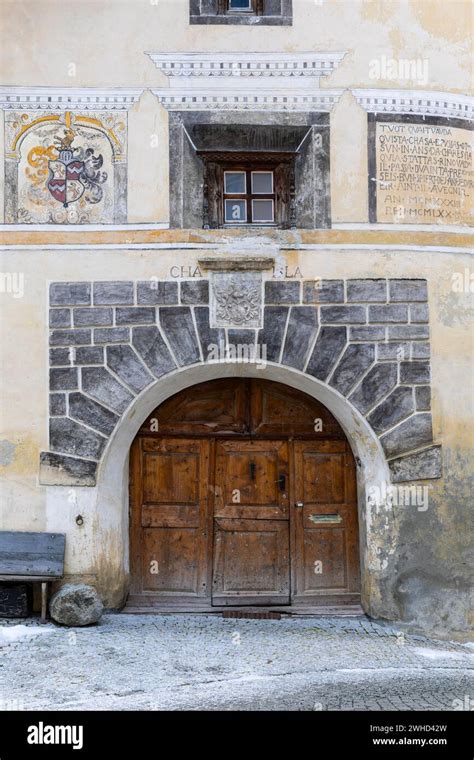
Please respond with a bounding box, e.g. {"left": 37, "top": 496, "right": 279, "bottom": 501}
{"left": 90, "top": 361, "right": 393, "bottom": 615}
{"left": 41, "top": 274, "right": 443, "bottom": 616}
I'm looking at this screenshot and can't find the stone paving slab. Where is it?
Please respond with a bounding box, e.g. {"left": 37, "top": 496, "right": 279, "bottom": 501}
{"left": 0, "top": 615, "right": 472, "bottom": 711}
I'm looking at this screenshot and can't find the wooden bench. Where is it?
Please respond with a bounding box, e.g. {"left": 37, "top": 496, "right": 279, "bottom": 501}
{"left": 0, "top": 531, "right": 66, "bottom": 622}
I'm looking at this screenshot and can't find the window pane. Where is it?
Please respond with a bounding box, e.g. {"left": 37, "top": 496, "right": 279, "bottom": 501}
{"left": 225, "top": 199, "right": 247, "bottom": 223}
{"left": 252, "top": 172, "right": 273, "bottom": 194}
{"left": 229, "top": 0, "right": 252, "bottom": 9}
{"left": 224, "top": 172, "right": 246, "bottom": 194}
{"left": 252, "top": 199, "right": 274, "bottom": 223}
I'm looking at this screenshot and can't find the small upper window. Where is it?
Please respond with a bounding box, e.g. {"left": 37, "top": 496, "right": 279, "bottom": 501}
{"left": 228, "top": 0, "right": 254, "bottom": 10}
{"left": 190, "top": 1, "right": 293, "bottom": 26}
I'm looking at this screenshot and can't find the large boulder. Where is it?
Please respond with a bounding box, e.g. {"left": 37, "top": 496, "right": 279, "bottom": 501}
{"left": 49, "top": 584, "right": 103, "bottom": 627}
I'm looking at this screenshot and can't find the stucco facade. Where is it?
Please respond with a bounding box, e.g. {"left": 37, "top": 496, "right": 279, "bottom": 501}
{"left": 0, "top": 0, "right": 472, "bottom": 637}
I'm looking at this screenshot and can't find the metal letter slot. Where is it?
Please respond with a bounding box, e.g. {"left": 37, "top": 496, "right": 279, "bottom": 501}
{"left": 309, "top": 514, "right": 343, "bottom": 524}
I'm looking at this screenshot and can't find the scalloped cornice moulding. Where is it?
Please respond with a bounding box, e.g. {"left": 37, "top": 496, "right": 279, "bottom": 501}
{"left": 0, "top": 87, "right": 144, "bottom": 111}
{"left": 146, "top": 52, "right": 347, "bottom": 80}
{"left": 151, "top": 90, "right": 343, "bottom": 112}
{"left": 353, "top": 89, "right": 473, "bottom": 121}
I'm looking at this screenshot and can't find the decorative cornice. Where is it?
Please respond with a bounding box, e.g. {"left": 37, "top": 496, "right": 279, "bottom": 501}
{"left": 0, "top": 87, "right": 143, "bottom": 111}
{"left": 353, "top": 89, "right": 473, "bottom": 121}
{"left": 151, "top": 89, "right": 343, "bottom": 112}
{"left": 146, "top": 52, "right": 346, "bottom": 79}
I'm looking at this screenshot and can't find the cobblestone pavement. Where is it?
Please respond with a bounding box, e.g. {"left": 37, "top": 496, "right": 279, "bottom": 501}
{"left": 0, "top": 614, "right": 473, "bottom": 711}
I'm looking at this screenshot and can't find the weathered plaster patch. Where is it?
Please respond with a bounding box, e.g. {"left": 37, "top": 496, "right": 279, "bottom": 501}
{"left": 436, "top": 290, "right": 474, "bottom": 327}
{"left": 0, "top": 439, "right": 16, "bottom": 466}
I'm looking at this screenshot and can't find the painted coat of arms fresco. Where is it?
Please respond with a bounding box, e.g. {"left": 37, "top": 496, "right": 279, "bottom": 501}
{"left": 12, "top": 119, "right": 116, "bottom": 224}
{"left": 47, "top": 129, "right": 107, "bottom": 209}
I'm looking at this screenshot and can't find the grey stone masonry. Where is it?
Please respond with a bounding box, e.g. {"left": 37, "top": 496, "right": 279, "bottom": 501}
{"left": 265, "top": 281, "right": 301, "bottom": 304}
{"left": 380, "top": 413, "right": 433, "bottom": 459}
{"left": 389, "top": 279, "right": 428, "bottom": 302}
{"left": 306, "top": 326, "right": 346, "bottom": 381}
{"left": 132, "top": 326, "right": 177, "bottom": 378}
{"left": 329, "top": 344, "right": 375, "bottom": 395}
{"left": 50, "top": 368, "right": 78, "bottom": 391}
{"left": 281, "top": 307, "right": 318, "bottom": 371}
{"left": 389, "top": 445, "right": 442, "bottom": 483}
{"left": 93, "top": 282, "right": 134, "bottom": 305}
{"left": 49, "top": 309, "right": 71, "bottom": 329}
{"left": 321, "top": 305, "right": 366, "bottom": 324}
{"left": 106, "top": 345, "right": 154, "bottom": 394}
{"left": 369, "top": 304, "right": 408, "bottom": 323}
{"left": 50, "top": 418, "right": 106, "bottom": 460}
{"left": 195, "top": 308, "right": 225, "bottom": 362}
{"left": 49, "top": 348, "right": 71, "bottom": 367}
{"left": 69, "top": 393, "right": 120, "bottom": 437}
{"left": 49, "top": 394, "right": 66, "bottom": 416}
{"left": 400, "top": 362, "right": 431, "bottom": 384}
{"left": 137, "top": 281, "right": 178, "bottom": 305}
{"left": 367, "top": 386, "right": 415, "bottom": 435}
{"left": 41, "top": 278, "right": 440, "bottom": 486}
{"left": 303, "top": 280, "right": 344, "bottom": 303}
{"left": 50, "top": 282, "right": 91, "bottom": 306}
{"left": 415, "top": 386, "right": 431, "bottom": 411}
{"left": 74, "top": 347, "right": 104, "bottom": 365}
{"left": 50, "top": 330, "right": 91, "bottom": 347}
{"left": 116, "top": 308, "right": 155, "bottom": 325}
{"left": 81, "top": 367, "right": 134, "bottom": 414}
{"left": 180, "top": 281, "right": 209, "bottom": 305}
{"left": 347, "top": 279, "right": 387, "bottom": 302}
{"left": 258, "top": 306, "right": 288, "bottom": 364}
{"left": 73, "top": 308, "right": 113, "bottom": 327}
{"left": 94, "top": 328, "right": 130, "bottom": 344}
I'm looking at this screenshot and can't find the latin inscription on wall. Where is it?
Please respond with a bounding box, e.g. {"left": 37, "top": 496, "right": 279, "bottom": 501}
{"left": 373, "top": 119, "right": 473, "bottom": 225}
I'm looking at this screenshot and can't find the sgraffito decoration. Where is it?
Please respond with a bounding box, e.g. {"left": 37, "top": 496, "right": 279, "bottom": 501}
{"left": 211, "top": 272, "right": 263, "bottom": 328}
{"left": 46, "top": 129, "right": 107, "bottom": 209}
{"left": 3, "top": 104, "right": 131, "bottom": 224}
{"left": 15, "top": 117, "right": 114, "bottom": 224}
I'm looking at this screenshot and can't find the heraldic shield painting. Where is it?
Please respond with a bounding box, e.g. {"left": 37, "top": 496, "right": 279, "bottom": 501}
{"left": 14, "top": 117, "right": 115, "bottom": 224}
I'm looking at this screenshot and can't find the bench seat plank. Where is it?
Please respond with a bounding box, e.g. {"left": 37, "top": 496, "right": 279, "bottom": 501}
{"left": 0, "top": 532, "right": 65, "bottom": 578}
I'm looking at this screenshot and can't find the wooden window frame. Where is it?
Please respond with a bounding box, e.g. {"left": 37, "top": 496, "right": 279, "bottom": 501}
{"left": 199, "top": 150, "right": 297, "bottom": 230}
{"left": 223, "top": 167, "right": 275, "bottom": 225}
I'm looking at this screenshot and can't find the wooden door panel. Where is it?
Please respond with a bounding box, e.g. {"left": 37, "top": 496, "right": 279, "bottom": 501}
{"left": 142, "top": 450, "right": 199, "bottom": 505}
{"left": 214, "top": 440, "right": 289, "bottom": 520}
{"left": 250, "top": 379, "right": 345, "bottom": 438}
{"left": 301, "top": 451, "right": 346, "bottom": 504}
{"left": 130, "top": 438, "right": 211, "bottom": 600}
{"left": 142, "top": 527, "right": 203, "bottom": 594}
{"left": 302, "top": 527, "right": 347, "bottom": 592}
{"left": 292, "top": 441, "right": 360, "bottom": 603}
{"left": 212, "top": 518, "right": 290, "bottom": 606}
{"left": 139, "top": 378, "right": 248, "bottom": 436}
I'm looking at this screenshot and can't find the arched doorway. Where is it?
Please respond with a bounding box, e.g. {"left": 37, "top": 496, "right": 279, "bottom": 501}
{"left": 128, "top": 378, "right": 360, "bottom": 611}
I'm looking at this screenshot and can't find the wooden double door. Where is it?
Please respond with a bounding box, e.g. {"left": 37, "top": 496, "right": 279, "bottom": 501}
{"left": 129, "top": 379, "right": 360, "bottom": 609}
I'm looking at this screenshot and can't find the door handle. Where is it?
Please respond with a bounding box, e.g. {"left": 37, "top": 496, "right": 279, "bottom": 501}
{"left": 295, "top": 501, "right": 304, "bottom": 508}
{"left": 276, "top": 474, "right": 286, "bottom": 493}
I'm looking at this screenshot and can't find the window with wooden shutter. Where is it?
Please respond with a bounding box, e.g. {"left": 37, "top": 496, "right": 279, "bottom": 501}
{"left": 199, "top": 151, "right": 296, "bottom": 229}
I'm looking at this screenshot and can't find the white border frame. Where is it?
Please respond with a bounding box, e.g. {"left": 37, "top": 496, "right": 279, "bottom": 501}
{"left": 224, "top": 198, "right": 248, "bottom": 223}
{"left": 224, "top": 170, "right": 247, "bottom": 195}
{"left": 251, "top": 170, "right": 274, "bottom": 195}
